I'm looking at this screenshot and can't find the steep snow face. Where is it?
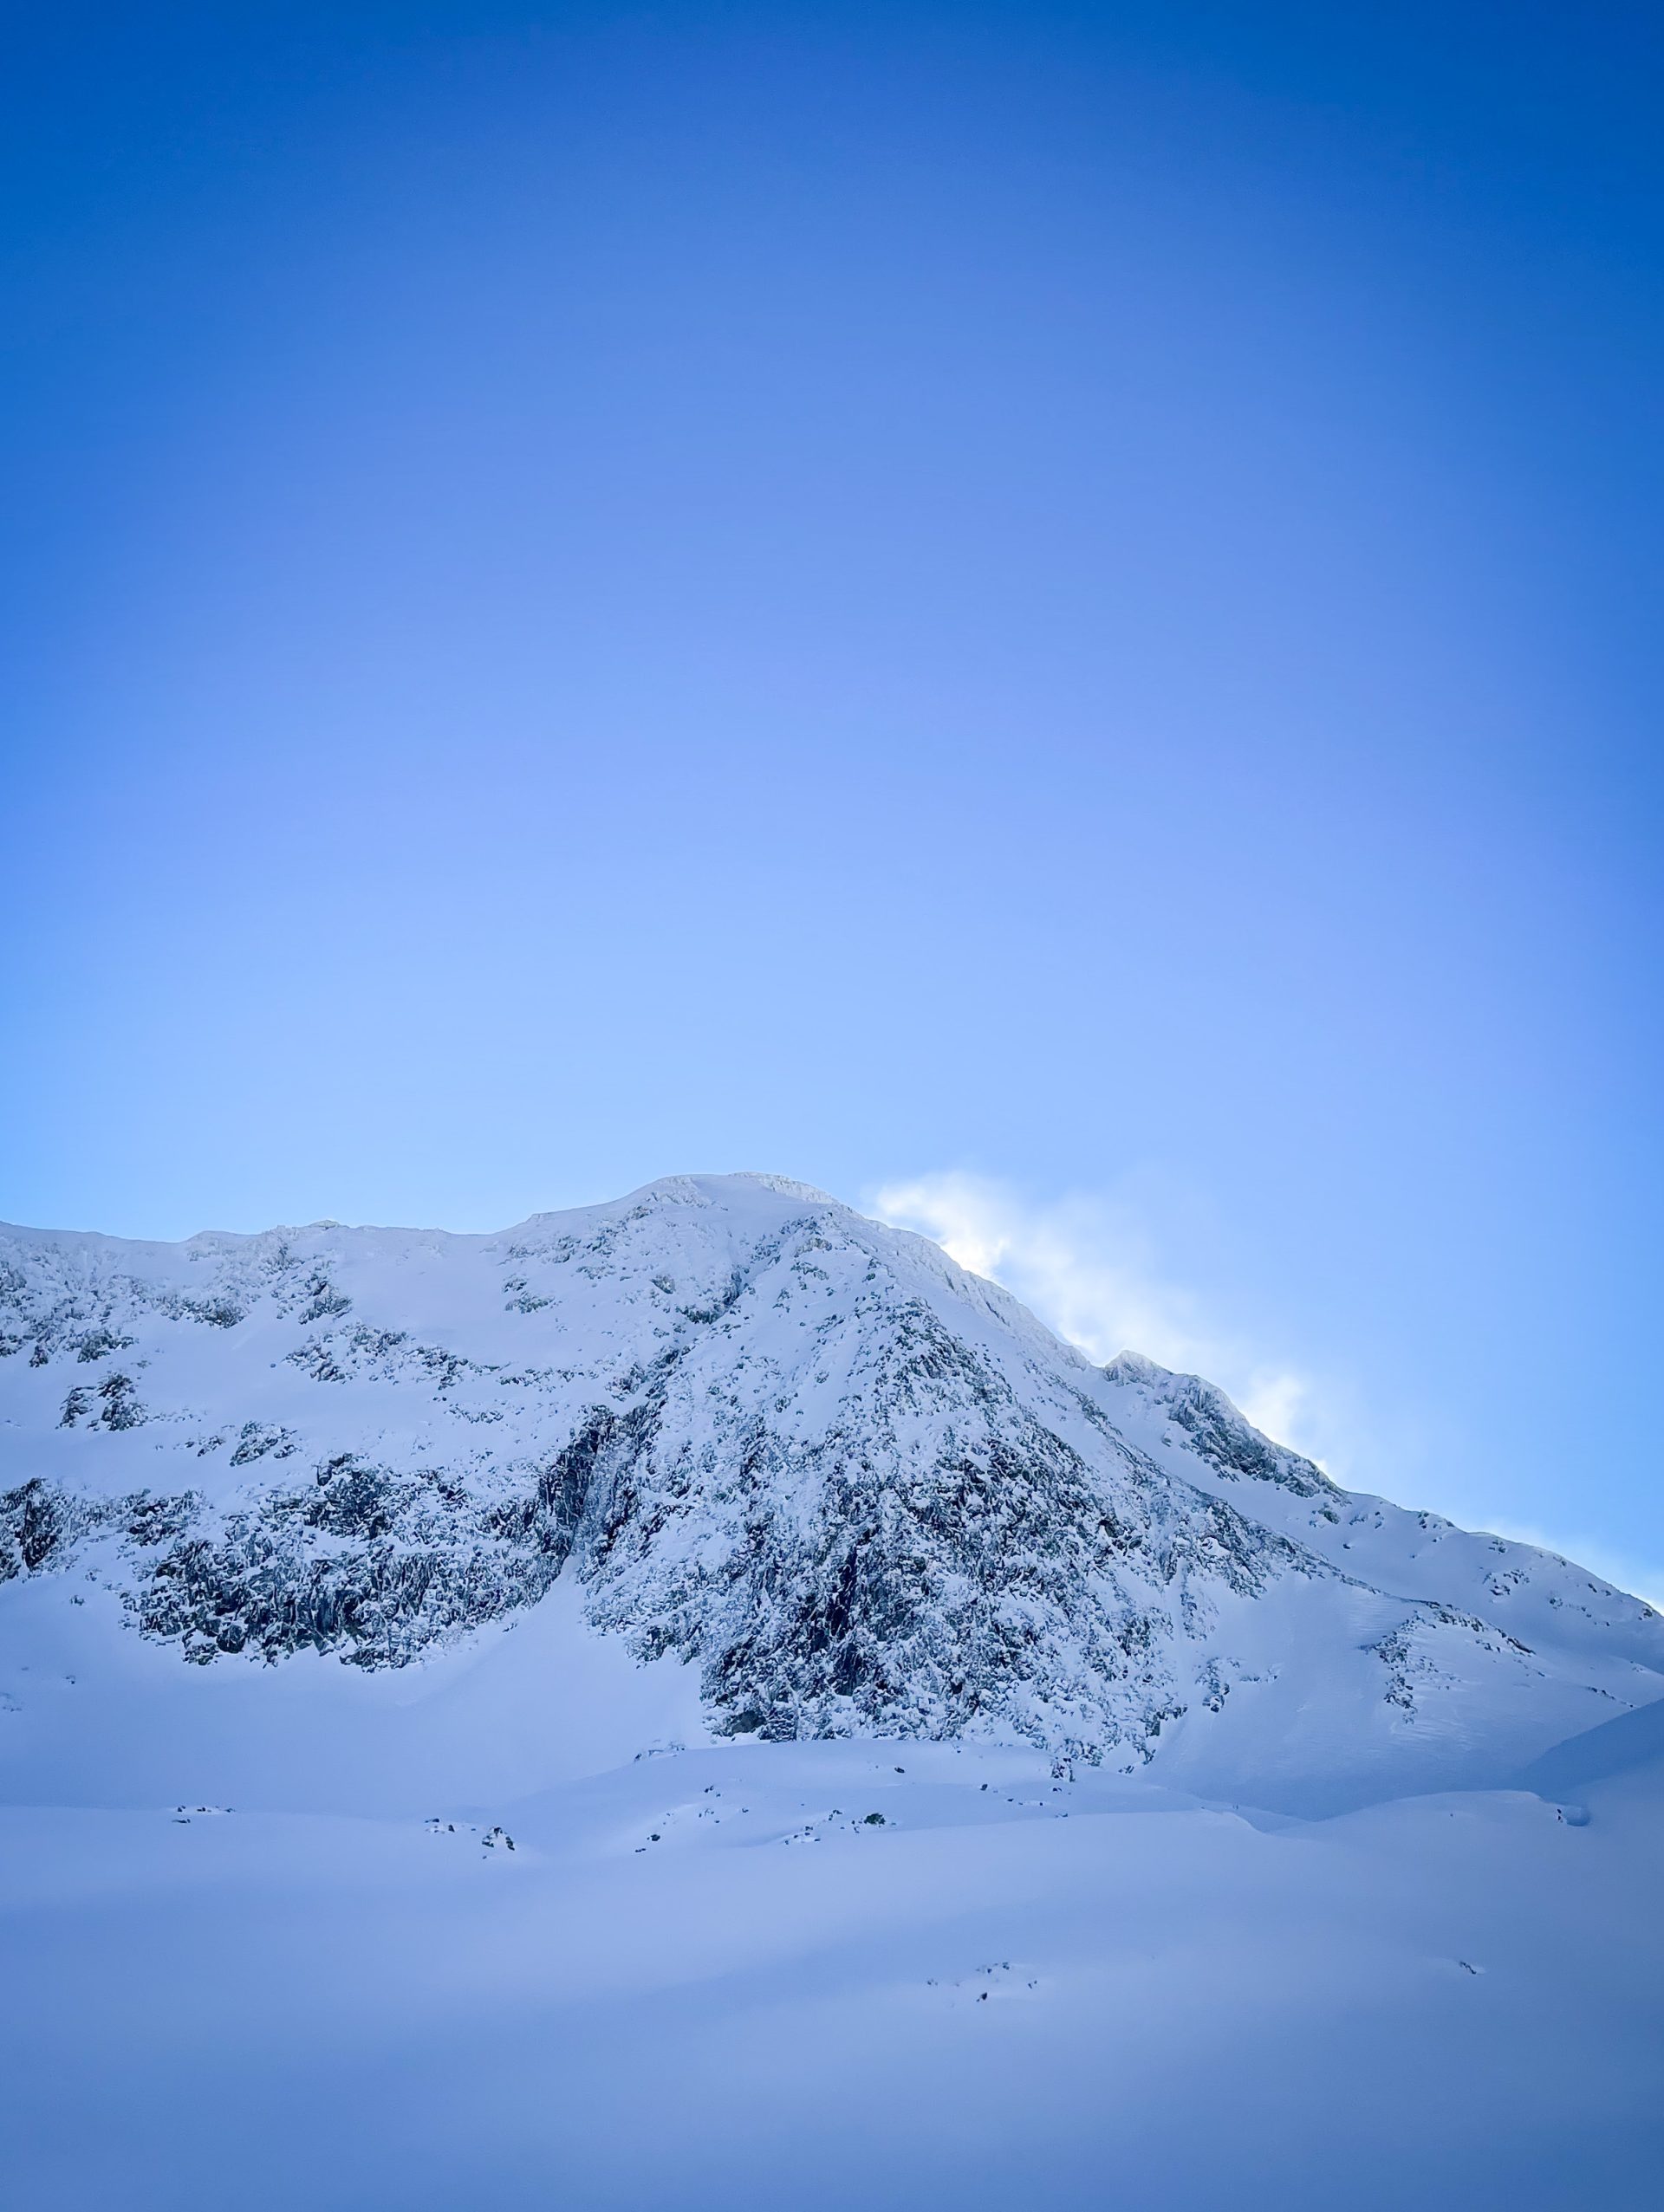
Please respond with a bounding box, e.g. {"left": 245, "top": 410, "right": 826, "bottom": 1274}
{"left": 2, "top": 1173, "right": 1660, "bottom": 1803}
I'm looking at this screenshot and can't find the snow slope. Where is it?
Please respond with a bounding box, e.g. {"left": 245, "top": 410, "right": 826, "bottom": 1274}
{"left": 3, "top": 1174, "right": 1661, "bottom": 2206}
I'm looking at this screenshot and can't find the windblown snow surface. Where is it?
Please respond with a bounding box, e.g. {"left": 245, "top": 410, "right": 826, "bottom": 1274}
{"left": 3, "top": 1173, "right": 1661, "bottom": 2207}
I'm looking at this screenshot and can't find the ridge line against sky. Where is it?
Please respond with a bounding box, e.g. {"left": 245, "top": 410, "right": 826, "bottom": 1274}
{"left": 868, "top": 1169, "right": 1664, "bottom": 1614}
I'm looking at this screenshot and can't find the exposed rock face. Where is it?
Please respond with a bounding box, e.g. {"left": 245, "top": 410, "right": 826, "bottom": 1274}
{"left": 1101, "top": 1352, "right": 1335, "bottom": 1503}
{"left": 2, "top": 1174, "right": 1660, "bottom": 1776}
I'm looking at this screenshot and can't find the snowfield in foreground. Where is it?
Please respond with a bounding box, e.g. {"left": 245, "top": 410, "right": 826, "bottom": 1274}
{"left": 2, "top": 1174, "right": 1661, "bottom": 2206}
{"left": 4, "top": 1687, "right": 1662, "bottom": 2210}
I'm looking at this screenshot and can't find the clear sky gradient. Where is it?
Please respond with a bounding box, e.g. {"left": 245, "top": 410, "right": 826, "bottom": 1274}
{"left": 3, "top": 3, "right": 1661, "bottom": 1591}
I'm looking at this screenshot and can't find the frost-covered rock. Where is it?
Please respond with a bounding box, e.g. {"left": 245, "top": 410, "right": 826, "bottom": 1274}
{"left": 1, "top": 1173, "right": 1660, "bottom": 1787}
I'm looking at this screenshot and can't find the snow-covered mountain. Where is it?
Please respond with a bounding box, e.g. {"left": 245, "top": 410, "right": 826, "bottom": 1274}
{"left": 6, "top": 1172, "right": 1664, "bottom": 2209}
{"left": 4, "top": 1171, "right": 1658, "bottom": 1811}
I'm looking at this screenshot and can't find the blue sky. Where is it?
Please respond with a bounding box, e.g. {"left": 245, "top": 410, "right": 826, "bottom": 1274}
{"left": 3, "top": 3, "right": 1661, "bottom": 1593}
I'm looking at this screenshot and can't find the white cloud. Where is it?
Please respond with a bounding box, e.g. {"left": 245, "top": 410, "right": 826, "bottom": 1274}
{"left": 1234, "top": 1370, "right": 1313, "bottom": 1454}
{"left": 868, "top": 1170, "right": 1325, "bottom": 1460}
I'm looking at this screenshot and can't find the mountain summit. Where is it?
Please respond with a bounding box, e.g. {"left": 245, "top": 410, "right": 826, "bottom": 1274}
{"left": 3, "top": 1172, "right": 1659, "bottom": 1809}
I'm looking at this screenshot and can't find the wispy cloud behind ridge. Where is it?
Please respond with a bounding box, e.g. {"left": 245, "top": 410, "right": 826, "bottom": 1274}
{"left": 869, "top": 1171, "right": 1317, "bottom": 1458}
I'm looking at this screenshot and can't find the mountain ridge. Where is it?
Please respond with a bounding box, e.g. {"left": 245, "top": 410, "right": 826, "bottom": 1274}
{"left": 3, "top": 1171, "right": 1659, "bottom": 1811}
